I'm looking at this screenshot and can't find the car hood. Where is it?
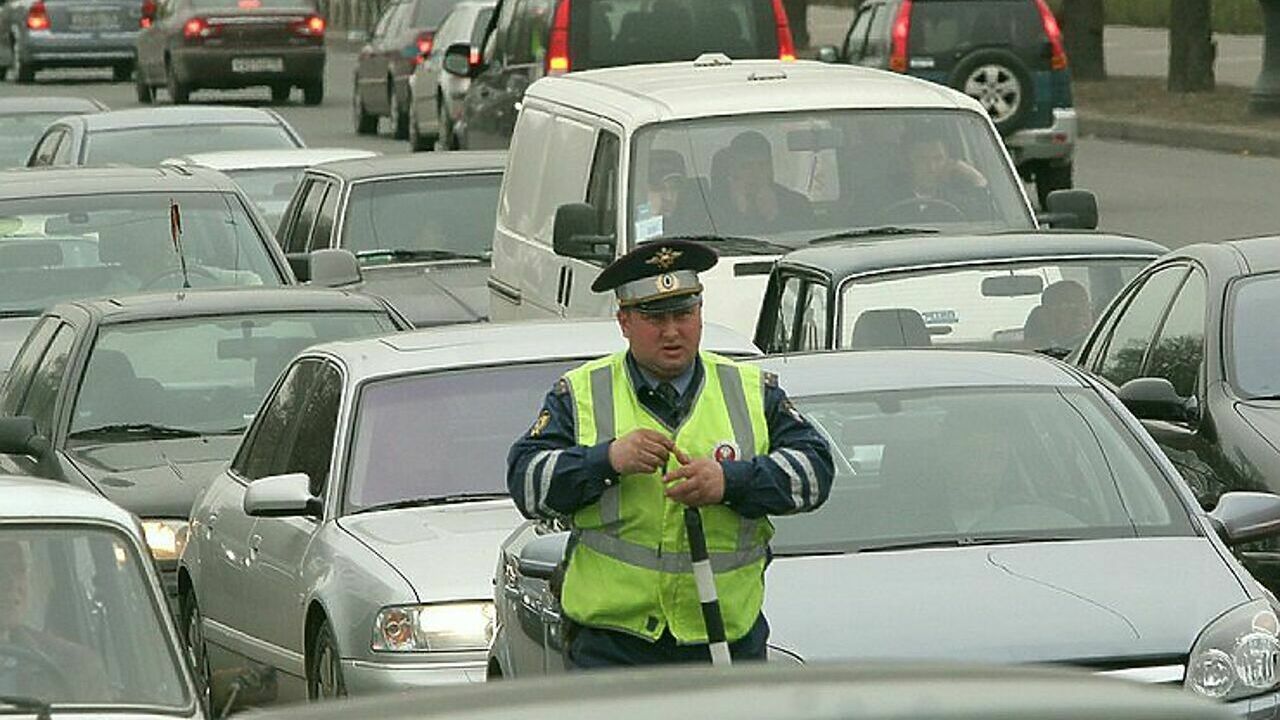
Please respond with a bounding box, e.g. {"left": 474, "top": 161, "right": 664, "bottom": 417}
{"left": 0, "top": 316, "right": 39, "bottom": 370}
{"left": 765, "top": 538, "right": 1247, "bottom": 665}
{"left": 67, "top": 436, "right": 242, "bottom": 519}
{"left": 1236, "top": 401, "right": 1280, "bottom": 456}
{"left": 359, "top": 262, "right": 489, "bottom": 327}
{"left": 338, "top": 499, "right": 523, "bottom": 601}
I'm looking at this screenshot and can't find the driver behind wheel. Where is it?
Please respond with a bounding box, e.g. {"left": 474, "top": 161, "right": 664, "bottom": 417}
{"left": 0, "top": 540, "right": 111, "bottom": 701}
{"left": 895, "top": 132, "right": 990, "bottom": 221}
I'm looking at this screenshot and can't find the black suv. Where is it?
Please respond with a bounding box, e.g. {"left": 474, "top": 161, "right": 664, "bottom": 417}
{"left": 441, "top": 0, "right": 797, "bottom": 150}
{"left": 820, "top": 0, "right": 1075, "bottom": 207}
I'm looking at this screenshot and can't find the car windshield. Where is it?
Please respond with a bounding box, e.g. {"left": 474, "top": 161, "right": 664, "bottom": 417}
{"left": 0, "top": 114, "right": 66, "bottom": 168}
{"left": 1229, "top": 272, "right": 1280, "bottom": 399}
{"left": 342, "top": 172, "right": 501, "bottom": 262}
{"left": 0, "top": 525, "right": 189, "bottom": 709}
{"left": 86, "top": 125, "right": 298, "bottom": 166}
{"left": 68, "top": 312, "right": 395, "bottom": 438}
{"left": 0, "top": 192, "right": 281, "bottom": 315}
{"left": 772, "top": 387, "right": 1194, "bottom": 555}
{"left": 572, "top": 0, "right": 779, "bottom": 69}
{"left": 839, "top": 257, "right": 1152, "bottom": 355}
{"left": 412, "top": 0, "right": 461, "bottom": 26}
{"left": 224, "top": 167, "right": 306, "bottom": 230}
{"left": 344, "top": 360, "right": 576, "bottom": 512}
{"left": 629, "top": 109, "right": 1034, "bottom": 253}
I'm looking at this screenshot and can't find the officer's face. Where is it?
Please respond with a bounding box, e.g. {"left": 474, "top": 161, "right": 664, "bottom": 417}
{"left": 618, "top": 303, "right": 702, "bottom": 380}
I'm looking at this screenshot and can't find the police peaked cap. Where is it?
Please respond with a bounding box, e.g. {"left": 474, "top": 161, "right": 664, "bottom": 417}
{"left": 591, "top": 240, "right": 719, "bottom": 313}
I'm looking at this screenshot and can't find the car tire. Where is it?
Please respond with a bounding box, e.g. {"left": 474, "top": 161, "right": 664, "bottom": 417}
{"left": 949, "top": 49, "right": 1033, "bottom": 135}
{"left": 167, "top": 64, "right": 190, "bottom": 104}
{"left": 302, "top": 78, "right": 323, "bottom": 105}
{"left": 389, "top": 85, "right": 409, "bottom": 140}
{"left": 270, "top": 83, "right": 291, "bottom": 103}
{"left": 352, "top": 84, "right": 376, "bottom": 134}
{"left": 306, "top": 618, "right": 347, "bottom": 701}
{"left": 180, "top": 590, "right": 213, "bottom": 716}
{"left": 135, "top": 71, "right": 153, "bottom": 103}
{"left": 112, "top": 62, "right": 133, "bottom": 82}
{"left": 407, "top": 95, "right": 434, "bottom": 151}
{"left": 12, "top": 42, "right": 34, "bottom": 83}
{"left": 436, "top": 100, "right": 455, "bottom": 151}
{"left": 1034, "top": 160, "right": 1074, "bottom": 209}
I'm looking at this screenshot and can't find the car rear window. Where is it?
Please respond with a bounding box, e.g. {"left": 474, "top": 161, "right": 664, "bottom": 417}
{"left": 85, "top": 124, "right": 299, "bottom": 165}
{"left": 571, "top": 0, "right": 779, "bottom": 70}
{"left": 412, "top": 0, "right": 462, "bottom": 27}
{"left": 342, "top": 172, "right": 501, "bottom": 260}
{"left": 909, "top": 0, "right": 1043, "bottom": 55}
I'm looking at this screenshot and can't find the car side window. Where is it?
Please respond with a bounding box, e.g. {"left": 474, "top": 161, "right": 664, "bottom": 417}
{"left": 767, "top": 276, "right": 804, "bottom": 353}
{"left": 1096, "top": 265, "right": 1188, "bottom": 389}
{"left": 309, "top": 183, "right": 341, "bottom": 251}
{"left": 798, "top": 281, "right": 830, "bottom": 351}
{"left": 489, "top": 0, "right": 519, "bottom": 64}
{"left": 51, "top": 133, "right": 75, "bottom": 165}
{"left": 234, "top": 360, "right": 320, "bottom": 481}
{"left": 30, "top": 131, "right": 62, "bottom": 167}
{"left": 0, "top": 319, "right": 56, "bottom": 416}
{"left": 282, "top": 362, "right": 342, "bottom": 497}
{"left": 844, "top": 5, "right": 876, "bottom": 61}
{"left": 1146, "top": 269, "right": 1208, "bottom": 399}
{"left": 862, "top": 1, "right": 892, "bottom": 64}
{"left": 585, "top": 130, "right": 621, "bottom": 244}
{"left": 284, "top": 180, "right": 329, "bottom": 255}
{"left": 19, "top": 324, "right": 76, "bottom": 438}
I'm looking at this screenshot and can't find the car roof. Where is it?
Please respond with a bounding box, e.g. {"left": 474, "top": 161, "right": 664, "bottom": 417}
{"left": 1221, "top": 236, "right": 1280, "bottom": 274}
{"left": 779, "top": 231, "right": 1168, "bottom": 279}
{"left": 0, "top": 96, "right": 107, "bottom": 114}
{"left": 168, "top": 147, "right": 379, "bottom": 171}
{"left": 304, "top": 319, "right": 759, "bottom": 380}
{"left": 75, "top": 105, "right": 290, "bottom": 131}
{"left": 0, "top": 164, "right": 242, "bottom": 199}
{"left": 0, "top": 475, "right": 140, "bottom": 528}
{"left": 528, "top": 59, "right": 983, "bottom": 126}
{"left": 754, "top": 349, "right": 1085, "bottom": 396}
{"left": 310, "top": 151, "right": 507, "bottom": 181}
{"left": 54, "top": 287, "right": 391, "bottom": 324}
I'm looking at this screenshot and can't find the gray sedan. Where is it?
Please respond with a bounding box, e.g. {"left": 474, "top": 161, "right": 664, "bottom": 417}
{"left": 179, "top": 319, "right": 758, "bottom": 711}
{"left": 493, "top": 349, "right": 1280, "bottom": 718}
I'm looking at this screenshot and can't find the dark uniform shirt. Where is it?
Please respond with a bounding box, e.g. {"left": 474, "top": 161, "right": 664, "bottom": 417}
{"left": 507, "top": 353, "right": 834, "bottom": 521}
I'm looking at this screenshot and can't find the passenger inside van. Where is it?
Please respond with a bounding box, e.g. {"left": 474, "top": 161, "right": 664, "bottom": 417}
{"left": 712, "top": 130, "right": 815, "bottom": 233}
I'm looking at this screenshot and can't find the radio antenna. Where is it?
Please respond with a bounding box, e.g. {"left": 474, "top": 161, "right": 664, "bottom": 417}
{"left": 168, "top": 198, "right": 191, "bottom": 289}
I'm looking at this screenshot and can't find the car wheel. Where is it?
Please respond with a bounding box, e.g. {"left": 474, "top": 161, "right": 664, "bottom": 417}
{"left": 407, "top": 96, "right": 434, "bottom": 151}
{"left": 949, "top": 49, "right": 1032, "bottom": 134}
{"left": 270, "top": 83, "right": 291, "bottom": 103}
{"left": 302, "top": 78, "right": 323, "bottom": 105}
{"left": 1034, "top": 161, "right": 1074, "bottom": 209}
{"left": 352, "top": 84, "right": 376, "bottom": 134}
{"left": 167, "top": 63, "right": 190, "bottom": 104}
{"left": 389, "top": 85, "right": 409, "bottom": 140}
{"left": 180, "top": 590, "right": 213, "bottom": 715}
{"left": 306, "top": 619, "right": 347, "bottom": 700}
{"left": 135, "top": 70, "right": 153, "bottom": 103}
{"left": 112, "top": 62, "right": 133, "bottom": 82}
{"left": 436, "top": 101, "right": 454, "bottom": 151}
{"left": 12, "top": 41, "right": 34, "bottom": 83}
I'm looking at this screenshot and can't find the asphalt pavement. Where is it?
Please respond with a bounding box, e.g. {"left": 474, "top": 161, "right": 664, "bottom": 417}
{"left": 5, "top": 43, "right": 1280, "bottom": 249}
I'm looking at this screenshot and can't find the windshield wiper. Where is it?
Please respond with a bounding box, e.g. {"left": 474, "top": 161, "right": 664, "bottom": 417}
{"left": 68, "top": 423, "right": 205, "bottom": 440}
{"left": 807, "top": 227, "right": 941, "bottom": 244}
{"left": 657, "top": 234, "right": 792, "bottom": 254}
{"left": 857, "top": 535, "right": 1083, "bottom": 553}
{"left": 356, "top": 248, "right": 489, "bottom": 263}
{"left": 351, "top": 492, "right": 510, "bottom": 515}
{"left": 0, "top": 309, "right": 42, "bottom": 319}
{"left": 0, "top": 695, "right": 51, "bottom": 720}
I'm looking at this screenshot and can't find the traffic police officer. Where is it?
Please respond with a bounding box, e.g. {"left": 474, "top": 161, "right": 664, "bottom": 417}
{"left": 506, "top": 240, "right": 834, "bottom": 668}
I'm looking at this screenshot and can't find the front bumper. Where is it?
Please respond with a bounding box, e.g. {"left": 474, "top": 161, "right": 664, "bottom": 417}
{"left": 172, "top": 46, "right": 324, "bottom": 88}
{"left": 23, "top": 31, "right": 136, "bottom": 66}
{"left": 340, "top": 656, "right": 486, "bottom": 694}
{"left": 1005, "top": 107, "right": 1077, "bottom": 166}
{"left": 1228, "top": 689, "right": 1280, "bottom": 720}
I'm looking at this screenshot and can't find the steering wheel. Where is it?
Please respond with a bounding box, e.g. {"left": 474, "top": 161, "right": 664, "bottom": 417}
{"left": 884, "top": 196, "right": 967, "bottom": 222}
{"left": 140, "top": 265, "right": 220, "bottom": 290}
{"left": 0, "top": 642, "right": 74, "bottom": 696}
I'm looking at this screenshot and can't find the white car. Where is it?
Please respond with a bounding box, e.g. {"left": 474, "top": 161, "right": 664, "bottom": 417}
{"left": 407, "top": 0, "right": 494, "bottom": 152}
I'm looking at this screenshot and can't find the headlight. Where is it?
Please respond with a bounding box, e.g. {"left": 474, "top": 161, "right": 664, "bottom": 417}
{"left": 141, "top": 520, "right": 190, "bottom": 563}
{"left": 372, "top": 601, "right": 495, "bottom": 652}
{"left": 1186, "top": 599, "right": 1280, "bottom": 701}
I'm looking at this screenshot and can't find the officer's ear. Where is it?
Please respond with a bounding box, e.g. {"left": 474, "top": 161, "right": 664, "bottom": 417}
{"left": 617, "top": 308, "right": 634, "bottom": 339}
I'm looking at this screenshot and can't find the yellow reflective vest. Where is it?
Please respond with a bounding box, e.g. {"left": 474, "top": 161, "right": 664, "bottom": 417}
{"left": 560, "top": 351, "right": 771, "bottom": 643}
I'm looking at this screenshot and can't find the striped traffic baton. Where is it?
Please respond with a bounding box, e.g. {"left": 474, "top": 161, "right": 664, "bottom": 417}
{"left": 684, "top": 506, "right": 732, "bottom": 666}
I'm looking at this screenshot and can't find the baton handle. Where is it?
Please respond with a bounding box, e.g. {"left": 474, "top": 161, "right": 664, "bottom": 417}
{"left": 684, "top": 507, "right": 731, "bottom": 666}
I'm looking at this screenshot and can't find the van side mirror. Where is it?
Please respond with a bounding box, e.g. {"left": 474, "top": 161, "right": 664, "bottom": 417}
{"left": 1117, "top": 377, "right": 1187, "bottom": 423}
{"left": 0, "top": 416, "right": 49, "bottom": 459}
{"left": 1209, "top": 492, "right": 1280, "bottom": 545}
{"left": 1039, "top": 189, "right": 1099, "bottom": 230}
{"left": 244, "top": 472, "right": 320, "bottom": 518}
{"left": 816, "top": 45, "right": 839, "bottom": 63}
{"left": 553, "top": 203, "right": 615, "bottom": 263}
{"left": 517, "top": 532, "right": 569, "bottom": 580}
{"left": 443, "top": 42, "right": 475, "bottom": 77}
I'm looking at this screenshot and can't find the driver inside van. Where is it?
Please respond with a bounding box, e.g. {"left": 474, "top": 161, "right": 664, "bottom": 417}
{"left": 714, "top": 130, "right": 814, "bottom": 233}
{"left": 896, "top": 132, "right": 990, "bottom": 219}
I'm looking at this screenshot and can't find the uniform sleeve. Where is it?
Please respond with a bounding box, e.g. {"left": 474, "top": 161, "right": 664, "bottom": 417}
{"left": 506, "top": 379, "right": 619, "bottom": 520}
{"left": 718, "top": 376, "right": 834, "bottom": 519}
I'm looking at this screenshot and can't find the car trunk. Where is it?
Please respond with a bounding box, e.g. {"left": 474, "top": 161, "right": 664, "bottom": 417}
{"left": 189, "top": 6, "right": 317, "bottom": 46}
{"left": 43, "top": 0, "right": 139, "bottom": 34}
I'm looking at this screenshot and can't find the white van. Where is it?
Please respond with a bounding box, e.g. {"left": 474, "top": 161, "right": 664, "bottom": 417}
{"left": 488, "top": 56, "right": 1054, "bottom": 337}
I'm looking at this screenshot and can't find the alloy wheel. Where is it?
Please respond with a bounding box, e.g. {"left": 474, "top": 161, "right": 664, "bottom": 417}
{"left": 963, "top": 64, "right": 1022, "bottom": 123}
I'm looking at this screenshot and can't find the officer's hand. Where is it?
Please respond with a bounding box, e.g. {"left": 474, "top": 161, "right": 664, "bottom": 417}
{"left": 608, "top": 429, "right": 676, "bottom": 475}
{"left": 663, "top": 448, "right": 725, "bottom": 507}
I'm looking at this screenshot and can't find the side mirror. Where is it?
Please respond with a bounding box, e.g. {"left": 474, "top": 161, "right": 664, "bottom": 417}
{"left": 442, "top": 42, "right": 474, "bottom": 77}
{"left": 552, "top": 203, "right": 615, "bottom": 263}
{"left": 1209, "top": 492, "right": 1280, "bottom": 545}
{"left": 1117, "top": 377, "right": 1187, "bottom": 423}
{"left": 517, "top": 532, "right": 569, "bottom": 580}
{"left": 1039, "top": 189, "right": 1099, "bottom": 230}
{"left": 244, "top": 472, "right": 320, "bottom": 518}
{"left": 816, "top": 45, "right": 839, "bottom": 63}
{"left": 309, "top": 248, "right": 363, "bottom": 287}
{"left": 0, "top": 416, "right": 49, "bottom": 459}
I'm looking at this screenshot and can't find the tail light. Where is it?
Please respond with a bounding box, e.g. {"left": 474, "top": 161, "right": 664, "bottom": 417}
{"left": 26, "top": 2, "right": 50, "bottom": 31}
{"left": 140, "top": 0, "right": 155, "bottom": 28}
{"left": 888, "top": 0, "right": 912, "bottom": 72}
{"left": 182, "top": 16, "right": 205, "bottom": 37}
{"left": 469, "top": 46, "right": 481, "bottom": 65}
{"left": 769, "top": 0, "right": 795, "bottom": 62}
{"left": 411, "top": 30, "right": 433, "bottom": 65}
{"left": 291, "top": 14, "right": 325, "bottom": 36}
{"left": 1034, "top": 0, "right": 1068, "bottom": 70}
{"left": 545, "top": 0, "right": 570, "bottom": 74}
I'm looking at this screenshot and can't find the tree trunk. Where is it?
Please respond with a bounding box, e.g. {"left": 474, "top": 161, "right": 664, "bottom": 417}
{"left": 783, "top": 0, "right": 811, "bottom": 50}
{"left": 1059, "top": 0, "right": 1106, "bottom": 80}
{"left": 1168, "top": 0, "right": 1216, "bottom": 91}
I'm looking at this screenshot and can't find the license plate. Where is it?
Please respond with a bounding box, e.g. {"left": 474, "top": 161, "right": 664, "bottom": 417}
{"left": 231, "top": 57, "right": 284, "bottom": 73}
{"left": 69, "top": 11, "right": 120, "bottom": 30}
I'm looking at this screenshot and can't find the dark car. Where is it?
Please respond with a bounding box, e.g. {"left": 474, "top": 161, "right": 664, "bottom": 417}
{"left": 820, "top": 0, "right": 1075, "bottom": 207}
{"left": 134, "top": 0, "right": 326, "bottom": 105}
{"left": 0, "top": 96, "right": 105, "bottom": 168}
{"left": 753, "top": 231, "right": 1166, "bottom": 357}
{"left": 1073, "top": 237, "right": 1280, "bottom": 593}
{"left": 441, "top": 0, "right": 798, "bottom": 149}
{"left": 26, "top": 105, "right": 304, "bottom": 167}
{"left": 0, "top": 288, "right": 408, "bottom": 593}
{"left": 352, "top": 0, "right": 462, "bottom": 140}
{"left": 0, "top": 0, "right": 143, "bottom": 83}
{"left": 0, "top": 164, "right": 296, "bottom": 369}
{"left": 278, "top": 151, "right": 504, "bottom": 326}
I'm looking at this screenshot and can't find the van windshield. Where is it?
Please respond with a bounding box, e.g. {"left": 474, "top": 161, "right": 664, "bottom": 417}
{"left": 629, "top": 109, "right": 1035, "bottom": 253}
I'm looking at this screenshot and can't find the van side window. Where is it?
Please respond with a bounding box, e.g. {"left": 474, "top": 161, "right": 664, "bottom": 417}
{"left": 586, "top": 130, "right": 620, "bottom": 244}
{"left": 500, "top": 107, "right": 553, "bottom": 242}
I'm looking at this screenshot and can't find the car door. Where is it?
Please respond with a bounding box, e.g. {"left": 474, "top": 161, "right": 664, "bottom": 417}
{"left": 3, "top": 322, "right": 79, "bottom": 479}
{"left": 0, "top": 318, "right": 59, "bottom": 475}
{"left": 561, "top": 126, "right": 620, "bottom": 319}
{"left": 358, "top": 4, "right": 403, "bottom": 115}
{"left": 462, "top": 0, "right": 516, "bottom": 149}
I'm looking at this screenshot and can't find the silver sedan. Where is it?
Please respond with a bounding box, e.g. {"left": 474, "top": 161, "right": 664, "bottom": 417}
{"left": 406, "top": 0, "right": 493, "bottom": 152}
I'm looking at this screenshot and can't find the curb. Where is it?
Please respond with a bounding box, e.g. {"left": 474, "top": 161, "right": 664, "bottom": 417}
{"left": 1079, "top": 111, "right": 1280, "bottom": 157}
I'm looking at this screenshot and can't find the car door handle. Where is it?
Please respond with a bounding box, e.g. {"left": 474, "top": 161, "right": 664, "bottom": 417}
{"left": 489, "top": 276, "right": 522, "bottom": 305}
{"left": 204, "top": 512, "right": 217, "bottom": 539}
{"left": 248, "top": 533, "right": 262, "bottom": 563}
